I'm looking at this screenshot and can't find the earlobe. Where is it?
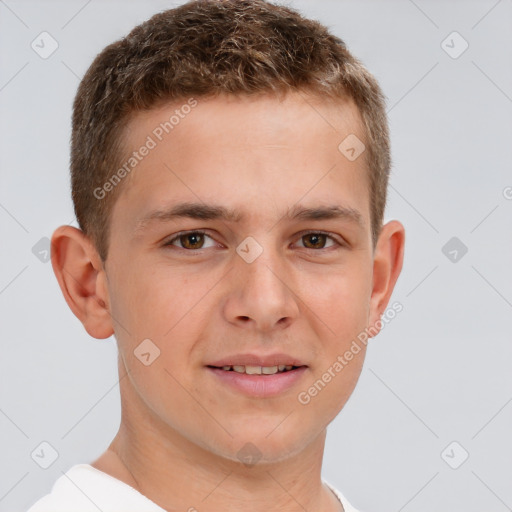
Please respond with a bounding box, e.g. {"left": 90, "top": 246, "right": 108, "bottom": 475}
{"left": 368, "top": 220, "right": 405, "bottom": 336}
{"left": 50, "top": 225, "right": 114, "bottom": 339}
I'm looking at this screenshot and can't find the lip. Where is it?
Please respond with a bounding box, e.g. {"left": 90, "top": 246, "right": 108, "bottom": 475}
{"left": 207, "top": 365, "right": 308, "bottom": 398}
{"left": 207, "top": 352, "right": 306, "bottom": 367}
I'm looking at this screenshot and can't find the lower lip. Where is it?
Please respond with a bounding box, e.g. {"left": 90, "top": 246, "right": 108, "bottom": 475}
{"left": 207, "top": 366, "right": 308, "bottom": 397}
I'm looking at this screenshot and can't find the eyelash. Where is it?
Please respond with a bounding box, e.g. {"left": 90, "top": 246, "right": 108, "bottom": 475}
{"left": 162, "top": 229, "right": 345, "bottom": 253}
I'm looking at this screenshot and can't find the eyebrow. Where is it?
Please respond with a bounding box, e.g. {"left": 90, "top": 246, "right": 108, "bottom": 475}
{"left": 133, "top": 201, "right": 364, "bottom": 235}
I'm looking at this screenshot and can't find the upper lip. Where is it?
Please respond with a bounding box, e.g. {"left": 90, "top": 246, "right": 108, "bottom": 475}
{"left": 207, "top": 353, "right": 307, "bottom": 368}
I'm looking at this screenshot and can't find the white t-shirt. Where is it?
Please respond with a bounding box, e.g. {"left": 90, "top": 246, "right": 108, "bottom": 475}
{"left": 26, "top": 464, "right": 362, "bottom": 512}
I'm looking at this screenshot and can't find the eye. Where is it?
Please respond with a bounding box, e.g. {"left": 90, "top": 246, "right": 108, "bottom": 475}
{"left": 163, "top": 230, "right": 217, "bottom": 250}
{"left": 295, "top": 231, "right": 342, "bottom": 250}
{"left": 162, "top": 229, "right": 344, "bottom": 253}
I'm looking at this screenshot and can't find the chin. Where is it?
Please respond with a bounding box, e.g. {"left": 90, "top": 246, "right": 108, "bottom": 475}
{"left": 204, "top": 421, "right": 317, "bottom": 467}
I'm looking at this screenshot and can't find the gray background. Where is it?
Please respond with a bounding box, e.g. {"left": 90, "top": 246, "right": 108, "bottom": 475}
{"left": 1, "top": 1, "right": 511, "bottom": 511}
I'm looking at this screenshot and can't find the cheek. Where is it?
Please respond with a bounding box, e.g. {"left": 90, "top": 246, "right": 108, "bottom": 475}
{"left": 111, "top": 268, "right": 216, "bottom": 387}
{"left": 110, "top": 264, "right": 206, "bottom": 339}
{"left": 299, "top": 262, "right": 370, "bottom": 405}
{"left": 300, "top": 261, "right": 372, "bottom": 334}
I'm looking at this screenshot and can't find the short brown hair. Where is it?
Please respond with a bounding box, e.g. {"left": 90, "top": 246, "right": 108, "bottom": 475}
{"left": 71, "top": 0, "right": 390, "bottom": 262}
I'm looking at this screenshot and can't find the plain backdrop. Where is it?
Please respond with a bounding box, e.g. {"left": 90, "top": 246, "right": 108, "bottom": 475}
{"left": 1, "top": 1, "right": 511, "bottom": 511}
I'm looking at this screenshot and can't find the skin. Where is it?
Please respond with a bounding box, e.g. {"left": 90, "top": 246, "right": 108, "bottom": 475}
{"left": 51, "top": 91, "right": 405, "bottom": 512}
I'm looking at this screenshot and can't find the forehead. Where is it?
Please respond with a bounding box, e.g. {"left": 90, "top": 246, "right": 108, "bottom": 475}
{"left": 111, "top": 91, "right": 370, "bottom": 234}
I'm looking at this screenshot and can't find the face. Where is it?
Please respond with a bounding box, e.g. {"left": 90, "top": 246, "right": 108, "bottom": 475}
{"left": 103, "top": 92, "right": 378, "bottom": 463}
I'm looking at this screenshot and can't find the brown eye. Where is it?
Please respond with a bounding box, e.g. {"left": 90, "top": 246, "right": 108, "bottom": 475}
{"left": 298, "top": 232, "right": 340, "bottom": 250}
{"left": 164, "top": 231, "right": 216, "bottom": 250}
{"left": 179, "top": 232, "right": 205, "bottom": 249}
{"left": 301, "top": 233, "right": 328, "bottom": 249}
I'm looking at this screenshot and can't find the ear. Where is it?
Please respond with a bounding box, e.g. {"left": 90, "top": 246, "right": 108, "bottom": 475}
{"left": 50, "top": 225, "right": 114, "bottom": 339}
{"left": 367, "top": 220, "right": 405, "bottom": 337}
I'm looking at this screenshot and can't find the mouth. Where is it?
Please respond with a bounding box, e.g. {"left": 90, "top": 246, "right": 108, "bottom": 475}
{"left": 206, "top": 364, "right": 308, "bottom": 397}
{"left": 206, "top": 364, "right": 305, "bottom": 375}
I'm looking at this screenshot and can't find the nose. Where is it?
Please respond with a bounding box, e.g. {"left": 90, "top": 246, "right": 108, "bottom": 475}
{"left": 222, "top": 241, "right": 300, "bottom": 332}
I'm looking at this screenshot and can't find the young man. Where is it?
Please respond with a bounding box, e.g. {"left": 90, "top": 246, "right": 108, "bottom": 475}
{"left": 27, "top": 0, "right": 404, "bottom": 510}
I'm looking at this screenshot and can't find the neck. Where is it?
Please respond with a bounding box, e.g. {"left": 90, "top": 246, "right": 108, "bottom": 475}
{"left": 92, "top": 366, "right": 343, "bottom": 512}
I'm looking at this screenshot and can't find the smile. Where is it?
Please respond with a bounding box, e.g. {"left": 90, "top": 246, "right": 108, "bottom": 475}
{"left": 206, "top": 365, "right": 308, "bottom": 397}
{"left": 208, "top": 364, "right": 303, "bottom": 374}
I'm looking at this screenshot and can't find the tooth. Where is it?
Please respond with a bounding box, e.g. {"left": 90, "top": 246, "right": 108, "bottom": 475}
{"left": 233, "top": 365, "right": 245, "bottom": 373}
{"left": 261, "top": 366, "right": 278, "bottom": 375}
{"left": 285, "top": 365, "right": 293, "bottom": 371}
{"left": 245, "top": 365, "right": 262, "bottom": 375}
{"left": 278, "top": 365, "right": 286, "bottom": 372}
{"left": 222, "top": 365, "right": 231, "bottom": 371}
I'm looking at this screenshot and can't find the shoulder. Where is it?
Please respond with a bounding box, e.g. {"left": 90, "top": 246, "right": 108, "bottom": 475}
{"left": 26, "top": 465, "right": 100, "bottom": 512}
{"left": 323, "top": 479, "right": 365, "bottom": 512}
{"left": 25, "top": 464, "right": 165, "bottom": 512}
